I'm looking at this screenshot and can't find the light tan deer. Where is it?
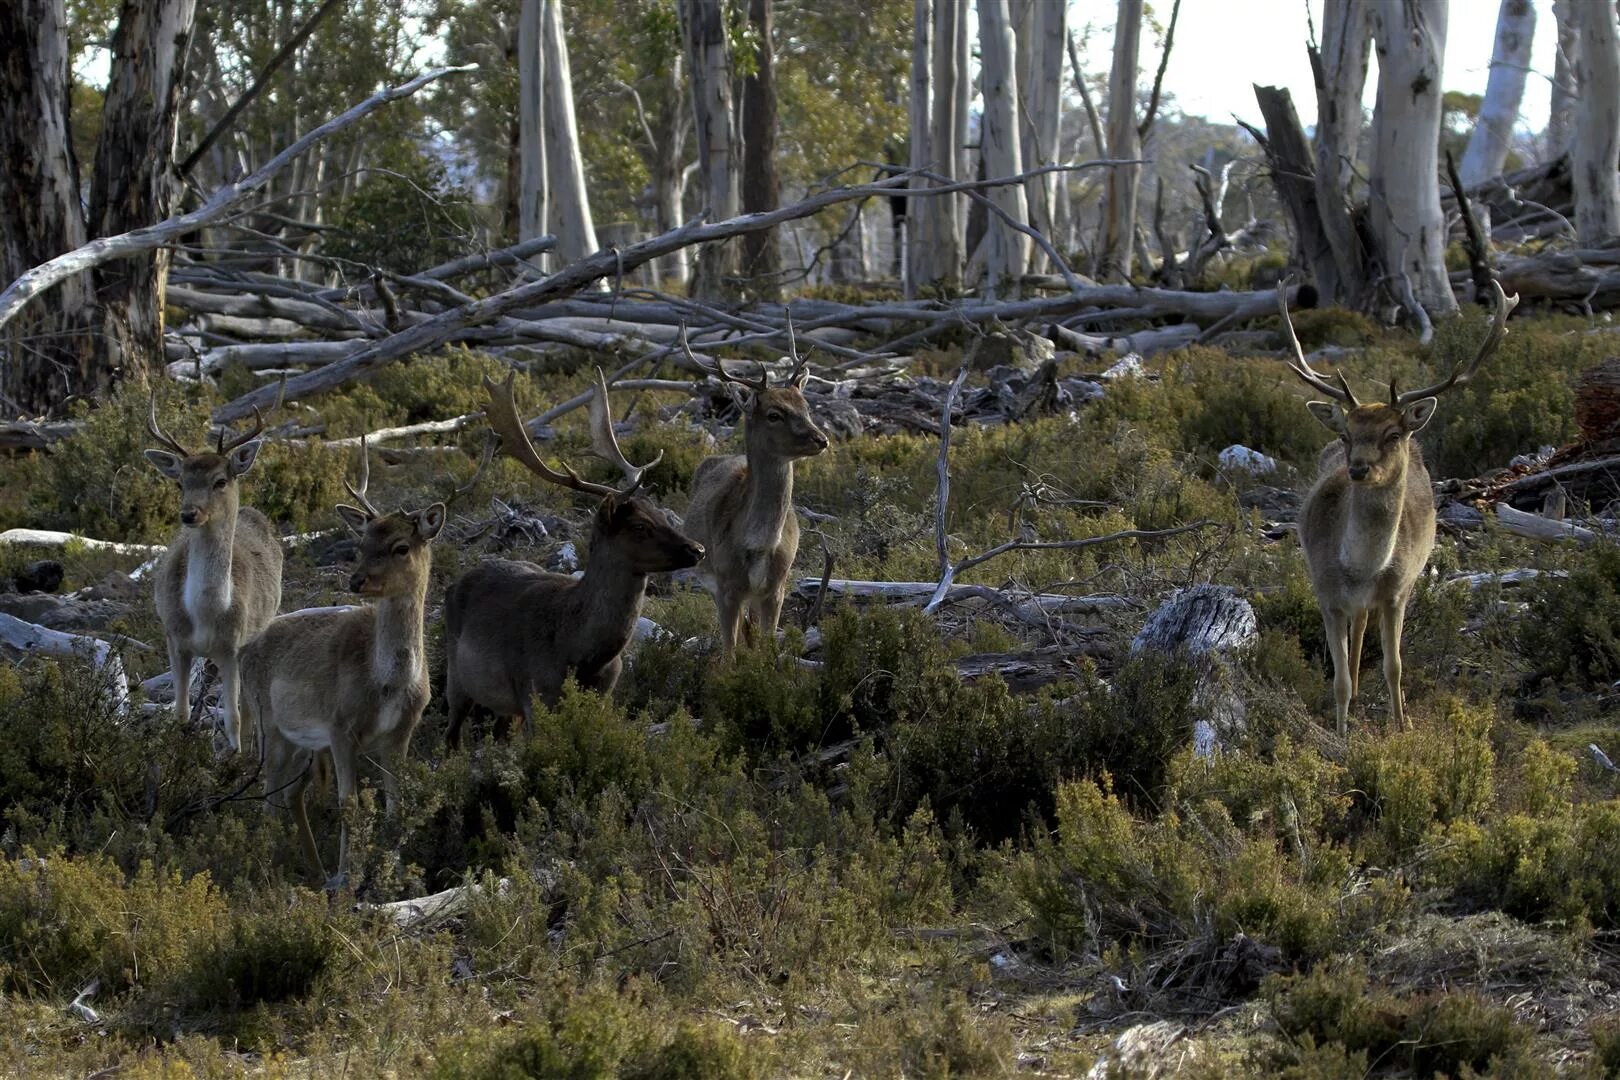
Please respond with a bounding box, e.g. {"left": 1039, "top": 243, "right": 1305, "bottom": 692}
{"left": 1278, "top": 281, "right": 1517, "bottom": 735}
{"left": 443, "top": 369, "right": 704, "bottom": 747}
{"left": 679, "top": 321, "right": 829, "bottom": 653}
{"left": 144, "top": 396, "right": 283, "bottom": 753}
{"left": 239, "top": 436, "right": 449, "bottom": 887}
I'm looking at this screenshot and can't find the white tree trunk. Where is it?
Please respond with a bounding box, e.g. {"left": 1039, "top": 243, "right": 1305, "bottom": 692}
{"left": 517, "top": 0, "right": 548, "bottom": 270}
{"left": 1019, "top": 0, "right": 1064, "bottom": 263}
{"left": 1100, "top": 0, "right": 1142, "bottom": 282}
{"left": 540, "top": 0, "right": 597, "bottom": 265}
{"left": 906, "top": 0, "right": 932, "bottom": 296}
{"left": 1368, "top": 0, "right": 1456, "bottom": 316}
{"left": 1458, "top": 0, "right": 1536, "bottom": 188}
{"left": 681, "top": 0, "right": 739, "bottom": 297}
{"left": 1549, "top": 0, "right": 1580, "bottom": 159}
{"left": 1571, "top": 0, "right": 1620, "bottom": 243}
{"left": 1311, "top": 0, "right": 1371, "bottom": 307}
{"left": 977, "top": 0, "right": 1029, "bottom": 296}
{"left": 922, "top": 0, "right": 964, "bottom": 288}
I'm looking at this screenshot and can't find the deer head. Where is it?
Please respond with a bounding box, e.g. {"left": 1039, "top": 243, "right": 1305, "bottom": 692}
{"left": 143, "top": 393, "right": 269, "bottom": 528}
{"left": 1276, "top": 280, "right": 1518, "bottom": 485}
{"left": 334, "top": 435, "right": 446, "bottom": 596}
{"left": 681, "top": 316, "right": 830, "bottom": 460}
{"left": 482, "top": 370, "right": 704, "bottom": 572}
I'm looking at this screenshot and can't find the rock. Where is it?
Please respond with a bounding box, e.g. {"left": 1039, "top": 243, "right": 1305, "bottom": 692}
{"left": 83, "top": 570, "right": 140, "bottom": 604}
{"left": 13, "top": 560, "right": 64, "bottom": 594}
{"left": 547, "top": 542, "right": 580, "bottom": 574}
{"left": 1218, "top": 444, "right": 1279, "bottom": 475}
{"left": 0, "top": 593, "right": 128, "bottom": 632}
{"left": 807, "top": 396, "right": 863, "bottom": 440}
{"left": 307, "top": 533, "right": 358, "bottom": 568}
{"left": 1239, "top": 485, "right": 1301, "bottom": 522}
{"left": 1100, "top": 352, "right": 1145, "bottom": 380}
{"left": 968, "top": 328, "right": 1055, "bottom": 374}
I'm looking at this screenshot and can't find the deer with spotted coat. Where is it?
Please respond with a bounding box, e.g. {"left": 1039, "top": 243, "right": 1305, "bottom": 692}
{"left": 1278, "top": 280, "right": 1517, "bottom": 735}
{"left": 144, "top": 397, "right": 283, "bottom": 753}
{"left": 678, "top": 319, "right": 829, "bottom": 653}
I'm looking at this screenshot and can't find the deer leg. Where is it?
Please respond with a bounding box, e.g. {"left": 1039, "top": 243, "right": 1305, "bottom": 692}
{"left": 1379, "top": 594, "right": 1411, "bottom": 731}
{"left": 1321, "top": 607, "right": 1353, "bottom": 737}
{"left": 168, "top": 641, "right": 194, "bottom": 729}
{"left": 216, "top": 653, "right": 245, "bottom": 753}
{"left": 265, "top": 732, "right": 325, "bottom": 881}
{"left": 445, "top": 670, "right": 470, "bottom": 750}
{"left": 750, "top": 587, "right": 787, "bottom": 642}
{"left": 1348, "top": 610, "right": 1370, "bottom": 702}
{"left": 328, "top": 738, "right": 361, "bottom": 890}
{"left": 716, "top": 588, "right": 746, "bottom": 655}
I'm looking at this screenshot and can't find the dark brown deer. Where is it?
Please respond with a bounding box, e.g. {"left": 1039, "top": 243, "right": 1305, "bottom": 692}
{"left": 442, "top": 369, "right": 704, "bottom": 747}
{"left": 144, "top": 396, "right": 283, "bottom": 753}
{"left": 240, "top": 436, "right": 453, "bottom": 887}
{"left": 678, "top": 320, "right": 829, "bottom": 653}
{"left": 1278, "top": 280, "right": 1517, "bottom": 735}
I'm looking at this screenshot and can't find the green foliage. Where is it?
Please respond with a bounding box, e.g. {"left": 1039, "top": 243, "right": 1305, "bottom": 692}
{"left": 1266, "top": 964, "right": 1537, "bottom": 1078}
{"left": 1344, "top": 697, "right": 1497, "bottom": 861}
{"left": 1519, "top": 543, "right": 1620, "bottom": 687}
{"left": 1591, "top": 1014, "right": 1620, "bottom": 1079}
{"left": 324, "top": 155, "right": 482, "bottom": 277}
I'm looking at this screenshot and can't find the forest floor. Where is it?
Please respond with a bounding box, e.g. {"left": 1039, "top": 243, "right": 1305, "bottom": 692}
{"left": 0, "top": 301, "right": 1617, "bottom": 1077}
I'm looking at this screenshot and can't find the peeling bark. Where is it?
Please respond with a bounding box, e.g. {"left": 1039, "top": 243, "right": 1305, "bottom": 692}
{"left": 740, "top": 0, "right": 780, "bottom": 292}
{"left": 1457, "top": 0, "right": 1536, "bottom": 189}
{"left": 681, "top": 0, "right": 740, "bottom": 299}
{"left": 1571, "top": 0, "right": 1620, "bottom": 243}
{"left": 1100, "top": 0, "right": 1142, "bottom": 282}
{"left": 977, "top": 0, "right": 1029, "bottom": 296}
{"left": 541, "top": 0, "right": 597, "bottom": 265}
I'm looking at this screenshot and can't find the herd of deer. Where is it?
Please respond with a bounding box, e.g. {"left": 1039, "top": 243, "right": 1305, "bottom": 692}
{"left": 136, "top": 287, "right": 1518, "bottom": 887}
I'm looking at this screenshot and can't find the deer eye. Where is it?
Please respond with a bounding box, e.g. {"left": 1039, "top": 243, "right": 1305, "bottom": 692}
{"left": 392, "top": 543, "right": 410, "bottom": 557}
{"left": 213, "top": 478, "right": 227, "bottom": 490}
{"left": 766, "top": 410, "right": 782, "bottom": 423}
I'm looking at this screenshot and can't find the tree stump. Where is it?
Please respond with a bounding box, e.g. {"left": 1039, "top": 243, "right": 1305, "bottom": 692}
{"left": 1131, "top": 584, "right": 1258, "bottom": 746}
{"left": 1575, "top": 357, "right": 1620, "bottom": 448}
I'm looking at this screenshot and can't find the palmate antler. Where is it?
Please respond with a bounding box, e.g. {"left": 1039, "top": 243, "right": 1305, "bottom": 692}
{"left": 483, "top": 371, "right": 658, "bottom": 500}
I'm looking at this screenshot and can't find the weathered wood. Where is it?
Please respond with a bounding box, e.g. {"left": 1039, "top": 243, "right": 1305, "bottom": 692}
{"left": 0, "top": 66, "right": 475, "bottom": 341}
{"left": 0, "top": 613, "right": 129, "bottom": 716}
{"left": 0, "top": 420, "right": 81, "bottom": 452}
{"left": 1131, "top": 583, "right": 1257, "bottom": 739}
{"left": 1576, "top": 357, "right": 1620, "bottom": 444}
{"left": 1251, "top": 85, "right": 1338, "bottom": 299}
{"left": 1494, "top": 502, "right": 1600, "bottom": 544}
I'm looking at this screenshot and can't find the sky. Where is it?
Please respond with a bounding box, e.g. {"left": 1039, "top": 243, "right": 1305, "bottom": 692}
{"left": 1067, "top": 0, "right": 1558, "bottom": 133}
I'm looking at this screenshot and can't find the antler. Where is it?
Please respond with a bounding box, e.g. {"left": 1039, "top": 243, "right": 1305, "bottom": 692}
{"left": 146, "top": 391, "right": 191, "bottom": 456}
{"left": 215, "top": 374, "right": 285, "bottom": 454}
{"left": 679, "top": 321, "right": 770, "bottom": 393}
{"left": 481, "top": 371, "right": 623, "bottom": 499}
{"left": 1275, "top": 282, "right": 1358, "bottom": 406}
{"left": 784, "top": 310, "right": 812, "bottom": 385}
{"left": 587, "top": 367, "right": 662, "bottom": 494}
{"left": 445, "top": 434, "right": 496, "bottom": 507}
{"left": 344, "top": 433, "right": 382, "bottom": 518}
{"left": 1393, "top": 279, "right": 1519, "bottom": 407}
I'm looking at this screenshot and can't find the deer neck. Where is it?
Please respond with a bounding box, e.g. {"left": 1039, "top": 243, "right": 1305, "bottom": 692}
{"left": 1339, "top": 454, "right": 1408, "bottom": 577}
{"left": 370, "top": 578, "right": 427, "bottom": 691}
{"left": 741, "top": 437, "right": 795, "bottom": 552}
{"left": 574, "top": 545, "right": 648, "bottom": 662}
{"left": 181, "top": 501, "right": 238, "bottom": 620}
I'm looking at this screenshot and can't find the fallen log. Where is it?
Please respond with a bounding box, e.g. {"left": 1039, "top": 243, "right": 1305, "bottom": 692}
{"left": 0, "top": 530, "right": 164, "bottom": 557}
{"left": 0, "top": 613, "right": 129, "bottom": 716}
{"left": 0, "top": 420, "right": 81, "bottom": 452}
{"left": 1493, "top": 503, "right": 1600, "bottom": 544}
{"left": 794, "top": 577, "right": 1133, "bottom": 614}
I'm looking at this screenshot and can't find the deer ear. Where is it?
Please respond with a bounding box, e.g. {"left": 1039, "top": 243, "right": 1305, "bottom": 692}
{"left": 144, "top": 449, "right": 184, "bottom": 481}
{"left": 335, "top": 504, "right": 371, "bottom": 535}
{"left": 226, "top": 439, "right": 262, "bottom": 477}
{"left": 411, "top": 502, "right": 447, "bottom": 542}
{"left": 1402, "top": 397, "right": 1438, "bottom": 433}
{"left": 1306, "top": 400, "right": 1345, "bottom": 433}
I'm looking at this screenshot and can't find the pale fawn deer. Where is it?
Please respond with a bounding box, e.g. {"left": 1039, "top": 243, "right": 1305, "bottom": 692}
{"left": 144, "top": 396, "right": 283, "bottom": 753}
{"left": 442, "top": 369, "right": 705, "bottom": 748}
{"left": 1278, "top": 280, "right": 1517, "bottom": 735}
{"left": 240, "top": 436, "right": 460, "bottom": 887}
{"left": 678, "top": 320, "right": 829, "bottom": 653}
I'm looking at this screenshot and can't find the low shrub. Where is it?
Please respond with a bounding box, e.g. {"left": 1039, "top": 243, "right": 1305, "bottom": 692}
{"left": 1519, "top": 542, "right": 1620, "bottom": 688}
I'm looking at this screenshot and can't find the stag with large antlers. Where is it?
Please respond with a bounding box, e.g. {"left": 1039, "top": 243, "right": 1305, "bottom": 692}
{"left": 1278, "top": 280, "right": 1519, "bottom": 735}
{"left": 240, "top": 435, "right": 462, "bottom": 887}
{"left": 144, "top": 396, "right": 284, "bottom": 753}
{"left": 442, "top": 369, "right": 704, "bottom": 747}
{"left": 680, "top": 318, "right": 829, "bottom": 653}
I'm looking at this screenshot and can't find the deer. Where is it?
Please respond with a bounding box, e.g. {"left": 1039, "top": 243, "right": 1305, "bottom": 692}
{"left": 143, "top": 395, "right": 283, "bottom": 754}
{"left": 678, "top": 319, "right": 830, "bottom": 653}
{"left": 239, "top": 435, "right": 457, "bottom": 887}
{"left": 442, "top": 368, "right": 705, "bottom": 748}
{"left": 1277, "top": 280, "right": 1517, "bottom": 736}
